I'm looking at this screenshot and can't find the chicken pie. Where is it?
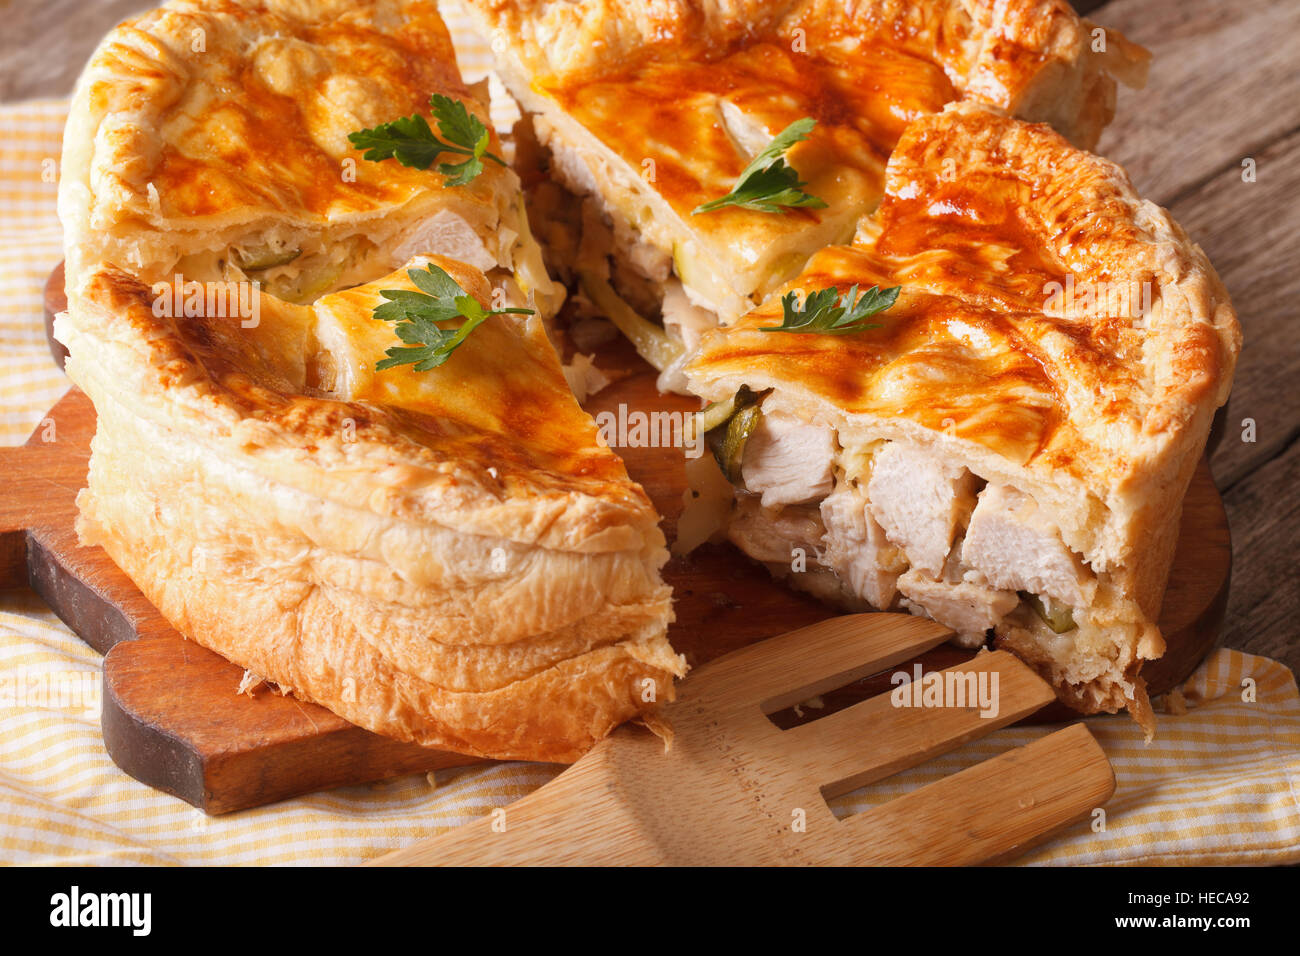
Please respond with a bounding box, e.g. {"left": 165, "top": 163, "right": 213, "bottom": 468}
{"left": 55, "top": 257, "right": 682, "bottom": 762}
{"left": 686, "top": 103, "right": 1241, "bottom": 727}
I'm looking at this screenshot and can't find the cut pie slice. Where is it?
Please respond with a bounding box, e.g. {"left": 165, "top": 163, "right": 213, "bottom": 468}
{"left": 685, "top": 102, "right": 1241, "bottom": 728}
{"left": 59, "top": 0, "right": 562, "bottom": 313}
{"left": 458, "top": 0, "right": 1148, "bottom": 376}
{"left": 54, "top": 256, "right": 682, "bottom": 762}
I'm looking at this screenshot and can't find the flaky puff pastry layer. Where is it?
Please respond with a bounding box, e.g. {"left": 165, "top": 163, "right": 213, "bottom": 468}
{"left": 55, "top": 257, "right": 683, "bottom": 762}
{"left": 688, "top": 102, "right": 1240, "bottom": 722}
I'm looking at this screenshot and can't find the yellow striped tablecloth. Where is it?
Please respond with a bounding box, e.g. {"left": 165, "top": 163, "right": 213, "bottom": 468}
{"left": 2, "top": 12, "right": 1299, "bottom": 867}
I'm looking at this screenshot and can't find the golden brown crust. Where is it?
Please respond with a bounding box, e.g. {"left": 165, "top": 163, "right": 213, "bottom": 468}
{"left": 687, "top": 102, "right": 1240, "bottom": 716}
{"left": 458, "top": 0, "right": 1146, "bottom": 316}
{"left": 462, "top": 0, "right": 1145, "bottom": 145}
{"left": 56, "top": 260, "right": 682, "bottom": 761}
{"left": 72, "top": 261, "right": 657, "bottom": 545}
{"left": 59, "top": 0, "right": 562, "bottom": 314}
{"left": 79, "top": 1, "right": 468, "bottom": 216}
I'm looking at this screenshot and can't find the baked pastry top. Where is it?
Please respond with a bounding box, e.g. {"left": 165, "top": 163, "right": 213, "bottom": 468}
{"left": 686, "top": 102, "right": 1240, "bottom": 723}
{"left": 59, "top": 0, "right": 560, "bottom": 312}
{"left": 461, "top": 0, "right": 1148, "bottom": 321}
{"left": 55, "top": 256, "right": 683, "bottom": 761}
{"left": 468, "top": 0, "right": 1147, "bottom": 147}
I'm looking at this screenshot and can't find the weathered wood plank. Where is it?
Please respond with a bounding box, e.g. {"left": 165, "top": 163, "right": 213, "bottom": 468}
{"left": 1095, "top": 0, "right": 1300, "bottom": 206}
{"left": 1071, "top": 0, "right": 1113, "bottom": 16}
{"left": 1163, "top": 128, "right": 1300, "bottom": 490}
{"left": 1219, "top": 437, "right": 1300, "bottom": 675}
{"left": 1069, "top": 0, "right": 1300, "bottom": 678}
{"left": 0, "top": 0, "right": 147, "bottom": 101}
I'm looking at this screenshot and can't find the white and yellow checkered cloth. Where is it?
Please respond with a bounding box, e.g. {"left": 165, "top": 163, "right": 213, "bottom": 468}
{"left": 2, "top": 14, "right": 1299, "bottom": 866}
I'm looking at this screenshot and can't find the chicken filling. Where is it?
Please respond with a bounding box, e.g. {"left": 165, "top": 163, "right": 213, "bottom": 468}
{"left": 703, "top": 395, "right": 1097, "bottom": 649}
{"left": 518, "top": 115, "right": 745, "bottom": 391}
{"left": 170, "top": 197, "right": 558, "bottom": 314}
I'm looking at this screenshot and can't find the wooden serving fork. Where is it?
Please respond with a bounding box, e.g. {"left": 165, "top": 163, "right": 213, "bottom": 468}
{"left": 371, "top": 613, "right": 1114, "bottom": 865}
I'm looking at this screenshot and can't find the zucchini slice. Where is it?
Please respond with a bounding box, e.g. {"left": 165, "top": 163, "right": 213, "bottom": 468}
{"left": 233, "top": 246, "right": 302, "bottom": 272}
{"left": 700, "top": 385, "right": 765, "bottom": 482}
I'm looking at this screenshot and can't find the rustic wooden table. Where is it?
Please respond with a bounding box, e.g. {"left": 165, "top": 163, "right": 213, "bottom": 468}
{"left": 1, "top": 0, "right": 1297, "bottom": 677}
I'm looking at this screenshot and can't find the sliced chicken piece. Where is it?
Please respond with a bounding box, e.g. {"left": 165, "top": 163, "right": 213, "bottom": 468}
{"left": 719, "top": 99, "right": 777, "bottom": 158}
{"left": 391, "top": 210, "right": 498, "bottom": 273}
{"left": 611, "top": 213, "right": 672, "bottom": 283}
{"left": 661, "top": 279, "right": 717, "bottom": 351}
{"left": 962, "top": 483, "right": 1096, "bottom": 607}
{"left": 537, "top": 117, "right": 602, "bottom": 198}
{"left": 727, "top": 495, "right": 825, "bottom": 564}
{"left": 897, "top": 567, "right": 1019, "bottom": 649}
{"left": 820, "top": 480, "right": 904, "bottom": 609}
{"left": 740, "top": 412, "right": 836, "bottom": 508}
{"left": 728, "top": 496, "right": 869, "bottom": 611}
{"left": 867, "top": 442, "right": 978, "bottom": 578}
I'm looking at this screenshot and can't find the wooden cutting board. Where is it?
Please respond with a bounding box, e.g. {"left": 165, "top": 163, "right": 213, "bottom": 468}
{"left": 0, "top": 266, "right": 1230, "bottom": 814}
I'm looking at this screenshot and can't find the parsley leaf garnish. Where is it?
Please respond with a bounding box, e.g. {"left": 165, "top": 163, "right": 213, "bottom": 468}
{"left": 373, "top": 263, "right": 534, "bottom": 371}
{"left": 693, "top": 117, "right": 827, "bottom": 215}
{"left": 759, "top": 283, "right": 900, "bottom": 335}
{"left": 348, "top": 93, "right": 506, "bottom": 186}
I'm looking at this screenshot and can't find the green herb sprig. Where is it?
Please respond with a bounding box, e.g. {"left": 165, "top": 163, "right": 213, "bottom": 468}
{"left": 348, "top": 94, "right": 505, "bottom": 186}
{"left": 373, "top": 263, "right": 534, "bottom": 371}
{"left": 693, "top": 117, "right": 827, "bottom": 215}
{"left": 759, "top": 283, "right": 900, "bottom": 335}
